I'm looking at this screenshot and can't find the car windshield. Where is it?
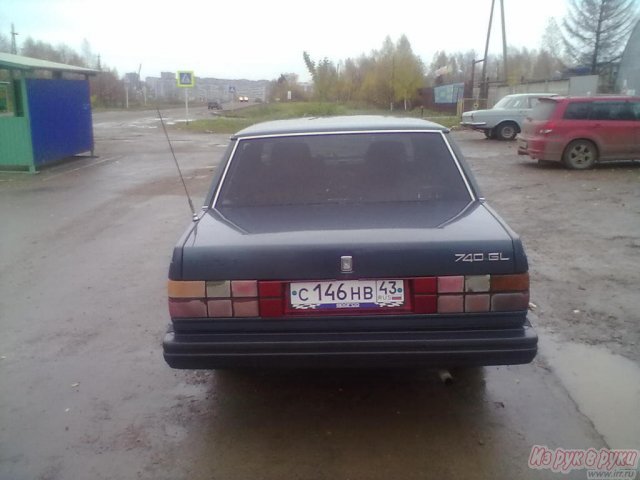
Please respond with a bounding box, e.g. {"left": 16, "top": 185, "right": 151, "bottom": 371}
{"left": 216, "top": 132, "right": 472, "bottom": 207}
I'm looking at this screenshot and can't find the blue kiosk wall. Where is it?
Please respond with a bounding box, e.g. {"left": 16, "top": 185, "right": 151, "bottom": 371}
{"left": 26, "top": 78, "right": 94, "bottom": 166}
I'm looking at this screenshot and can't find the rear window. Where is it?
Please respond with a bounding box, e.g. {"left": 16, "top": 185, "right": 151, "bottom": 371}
{"left": 216, "top": 132, "right": 472, "bottom": 207}
{"left": 563, "top": 102, "right": 591, "bottom": 120}
{"left": 530, "top": 100, "right": 557, "bottom": 121}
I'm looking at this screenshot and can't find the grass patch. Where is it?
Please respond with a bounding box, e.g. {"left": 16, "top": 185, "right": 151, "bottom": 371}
{"left": 179, "top": 102, "right": 460, "bottom": 134}
{"left": 423, "top": 116, "right": 460, "bottom": 128}
{"left": 183, "top": 117, "right": 256, "bottom": 134}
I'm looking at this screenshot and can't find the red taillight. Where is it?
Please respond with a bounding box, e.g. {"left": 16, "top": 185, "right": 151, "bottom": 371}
{"left": 168, "top": 273, "right": 529, "bottom": 319}
{"left": 258, "top": 281, "right": 285, "bottom": 317}
{"left": 412, "top": 277, "right": 438, "bottom": 313}
{"left": 538, "top": 121, "right": 555, "bottom": 135}
{"left": 412, "top": 277, "right": 437, "bottom": 294}
{"left": 426, "top": 273, "right": 529, "bottom": 314}
{"left": 413, "top": 295, "right": 437, "bottom": 313}
{"left": 168, "top": 279, "right": 284, "bottom": 319}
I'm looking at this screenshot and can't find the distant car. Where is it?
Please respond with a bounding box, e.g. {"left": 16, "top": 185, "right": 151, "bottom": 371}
{"left": 518, "top": 96, "right": 640, "bottom": 169}
{"left": 238, "top": 96, "right": 249, "bottom": 102}
{"left": 207, "top": 101, "right": 221, "bottom": 110}
{"left": 461, "top": 93, "right": 558, "bottom": 141}
{"left": 162, "top": 115, "right": 537, "bottom": 369}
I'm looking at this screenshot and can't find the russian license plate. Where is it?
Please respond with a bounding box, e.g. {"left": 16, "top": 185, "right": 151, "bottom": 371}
{"left": 290, "top": 279, "right": 405, "bottom": 310}
{"left": 519, "top": 139, "right": 528, "bottom": 149}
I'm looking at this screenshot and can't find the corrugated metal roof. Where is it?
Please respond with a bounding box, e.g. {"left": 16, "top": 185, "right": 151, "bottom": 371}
{"left": 0, "top": 52, "right": 98, "bottom": 74}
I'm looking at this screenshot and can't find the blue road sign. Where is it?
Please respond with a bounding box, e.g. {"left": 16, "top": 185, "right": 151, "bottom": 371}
{"left": 177, "top": 71, "right": 195, "bottom": 87}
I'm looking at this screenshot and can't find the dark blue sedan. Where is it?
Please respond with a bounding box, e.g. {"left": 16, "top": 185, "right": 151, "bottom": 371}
{"left": 163, "top": 116, "right": 537, "bottom": 369}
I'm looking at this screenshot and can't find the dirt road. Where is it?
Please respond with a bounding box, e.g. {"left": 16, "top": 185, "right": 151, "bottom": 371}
{"left": 0, "top": 108, "right": 638, "bottom": 480}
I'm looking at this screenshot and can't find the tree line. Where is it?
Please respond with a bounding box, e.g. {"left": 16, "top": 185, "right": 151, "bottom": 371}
{"left": 0, "top": 34, "right": 124, "bottom": 107}
{"left": 282, "top": 0, "right": 637, "bottom": 105}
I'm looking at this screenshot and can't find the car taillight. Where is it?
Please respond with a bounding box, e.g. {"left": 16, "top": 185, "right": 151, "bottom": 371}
{"left": 168, "top": 273, "right": 529, "bottom": 319}
{"left": 538, "top": 122, "right": 555, "bottom": 135}
{"left": 168, "top": 280, "right": 207, "bottom": 318}
{"left": 168, "top": 279, "right": 283, "bottom": 319}
{"left": 412, "top": 273, "right": 529, "bottom": 314}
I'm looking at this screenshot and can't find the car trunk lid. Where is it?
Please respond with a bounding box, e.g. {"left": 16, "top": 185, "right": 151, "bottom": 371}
{"left": 176, "top": 201, "right": 522, "bottom": 281}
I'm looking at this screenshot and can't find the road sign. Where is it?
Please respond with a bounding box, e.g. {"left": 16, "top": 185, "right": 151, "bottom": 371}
{"left": 176, "top": 71, "right": 195, "bottom": 88}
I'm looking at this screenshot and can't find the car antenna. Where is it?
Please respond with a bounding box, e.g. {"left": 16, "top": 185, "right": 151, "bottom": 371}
{"left": 156, "top": 108, "right": 199, "bottom": 222}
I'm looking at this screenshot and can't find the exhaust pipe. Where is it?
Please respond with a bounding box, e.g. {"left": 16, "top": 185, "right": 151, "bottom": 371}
{"left": 438, "top": 369, "right": 454, "bottom": 385}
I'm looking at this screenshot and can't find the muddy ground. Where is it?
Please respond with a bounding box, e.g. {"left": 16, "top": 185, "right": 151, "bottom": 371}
{"left": 0, "top": 108, "right": 638, "bottom": 480}
{"left": 461, "top": 136, "right": 640, "bottom": 362}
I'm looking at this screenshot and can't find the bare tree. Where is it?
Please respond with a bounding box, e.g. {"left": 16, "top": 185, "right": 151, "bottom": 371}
{"left": 562, "top": 0, "right": 638, "bottom": 74}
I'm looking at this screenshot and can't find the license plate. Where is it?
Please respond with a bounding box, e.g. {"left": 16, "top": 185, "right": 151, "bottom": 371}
{"left": 519, "top": 139, "right": 528, "bottom": 149}
{"left": 290, "top": 279, "right": 405, "bottom": 310}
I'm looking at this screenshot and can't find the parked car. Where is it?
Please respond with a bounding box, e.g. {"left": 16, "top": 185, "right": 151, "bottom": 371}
{"left": 207, "top": 101, "right": 221, "bottom": 110}
{"left": 461, "top": 93, "right": 558, "bottom": 140}
{"left": 163, "top": 116, "right": 537, "bottom": 369}
{"left": 518, "top": 96, "right": 640, "bottom": 169}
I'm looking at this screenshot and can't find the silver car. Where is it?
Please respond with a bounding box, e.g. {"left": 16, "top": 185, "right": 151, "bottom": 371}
{"left": 461, "top": 93, "right": 558, "bottom": 140}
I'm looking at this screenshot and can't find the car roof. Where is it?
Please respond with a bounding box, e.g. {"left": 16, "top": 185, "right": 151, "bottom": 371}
{"left": 503, "top": 93, "right": 558, "bottom": 97}
{"left": 232, "top": 115, "right": 448, "bottom": 139}
{"left": 539, "top": 95, "right": 640, "bottom": 102}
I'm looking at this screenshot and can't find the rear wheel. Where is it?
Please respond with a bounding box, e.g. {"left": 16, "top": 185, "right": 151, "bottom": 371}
{"left": 562, "top": 140, "right": 598, "bottom": 169}
{"left": 496, "top": 122, "right": 518, "bottom": 141}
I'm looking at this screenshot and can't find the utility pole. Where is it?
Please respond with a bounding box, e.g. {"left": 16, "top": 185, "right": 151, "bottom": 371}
{"left": 478, "top": 0, "right": 508, "bottom": 99}
{"left": 390, "top": 55, "right": 395, "bottom": 111}
{"left": 10, "top": 23, "right": 19, "bottom": 54}
{"left": 470, "top": 58, "right": 485, "bottom": 100}
{"left": 480, "top": 0, "right": 495, "bottom": 99}
{"left": 500, "top": 0, "right": 508, "bottom": 83}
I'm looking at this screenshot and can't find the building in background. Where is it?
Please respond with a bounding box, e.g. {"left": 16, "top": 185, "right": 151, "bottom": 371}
{"left": 617, "top": 20, "right": 640, "bottom": 95}
{"left": 145, "top": 73, "right": 269, "bottom": 103}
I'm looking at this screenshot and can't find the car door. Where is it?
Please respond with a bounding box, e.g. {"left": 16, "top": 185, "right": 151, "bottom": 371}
{"left": 512, "top": 96, "right": 530, "bottom": 128}
{"left": 631, "top": 101, "right": 640, "bottom": 158}
{"left": 616, "top": 101, "right": 640, "bottom": 158}
{"left": 589, "top": 101, "right": 636, "bottom": 160}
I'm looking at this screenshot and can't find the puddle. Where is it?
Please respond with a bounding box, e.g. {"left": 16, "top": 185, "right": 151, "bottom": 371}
{"left": 540, "top": 331, "right": 640, "bottom": 448}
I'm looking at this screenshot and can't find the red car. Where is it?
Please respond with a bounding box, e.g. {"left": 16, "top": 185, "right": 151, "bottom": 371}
{"left": 518, "top": 96, "right": 640, "bottom": 169}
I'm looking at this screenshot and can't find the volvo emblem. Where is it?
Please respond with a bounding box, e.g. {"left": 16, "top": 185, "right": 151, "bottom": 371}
{"left": 340, "top": 256, "right": 353, "bottom": 273}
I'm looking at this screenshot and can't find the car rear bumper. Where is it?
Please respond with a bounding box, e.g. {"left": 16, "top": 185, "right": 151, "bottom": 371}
{"left": 460, "top": 121, "right": 488, "bottom": 131}
{"left": 163, "top": 321, "right": 538, "bottom": 369}
{"left": 518, "top": 137, "right": 563, "bottom": 161}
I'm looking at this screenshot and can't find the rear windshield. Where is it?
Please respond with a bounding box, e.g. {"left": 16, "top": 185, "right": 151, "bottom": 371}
{"left": 530, "top": 100, "right": 557, "bottom": 120}
{"left": 216, "top": 132, "right": 472, "bottom": 207}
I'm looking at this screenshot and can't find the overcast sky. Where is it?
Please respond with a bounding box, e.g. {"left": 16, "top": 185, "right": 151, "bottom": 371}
{"left": 2, "top": 0, "right": 568, "bottom": 81}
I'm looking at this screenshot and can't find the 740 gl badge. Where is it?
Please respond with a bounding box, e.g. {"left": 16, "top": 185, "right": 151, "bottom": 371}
{"left": 455, "top": 252, "right": 510, "bottom": 263}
